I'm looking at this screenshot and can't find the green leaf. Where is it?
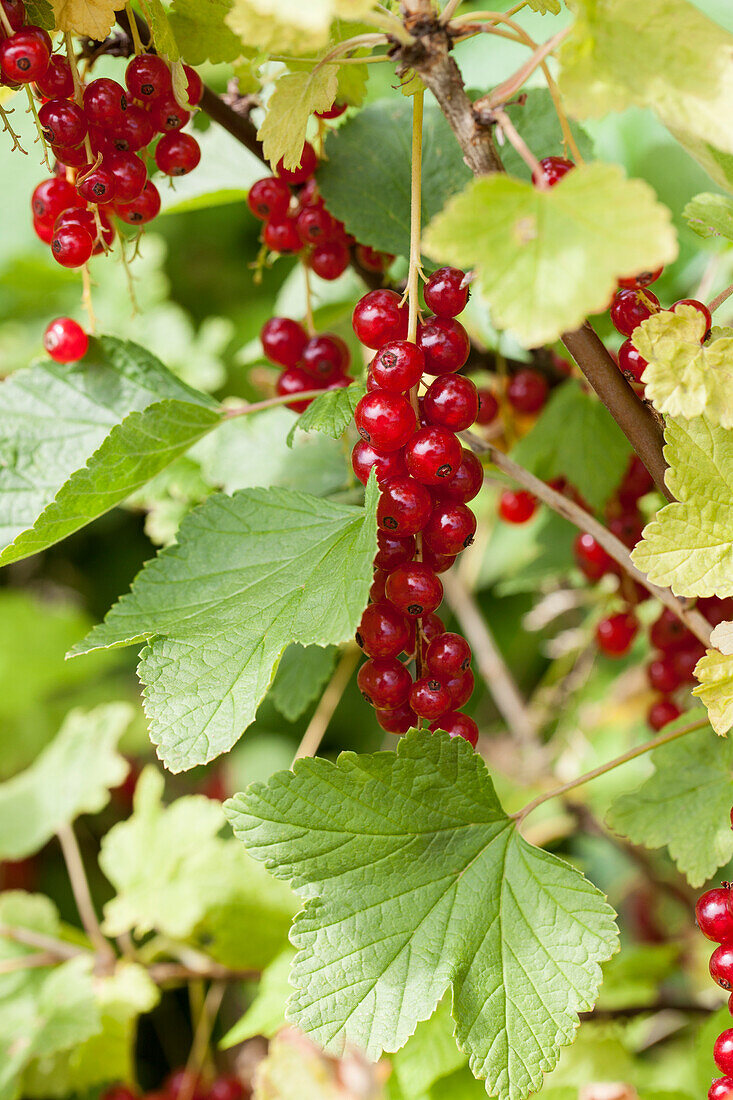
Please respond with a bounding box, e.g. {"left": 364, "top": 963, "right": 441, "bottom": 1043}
{"left": 0, "top": 703, "right": 132, "bottom": 861}
{"left": 23, "top": 0, "right": 54, "bottom": 28}
{"left": 631, "top": 416, "right": 733, "bottom": 597}
{"left": 226, "top": 0, "right": 379, "bottom": 54}
{"left": 225, "top": 729, "right": 618, "bottom": 1100}
{"left": 633, "top": 305, "right": 733, "bottom": 426}
{"left": 72, "top": 480, "right": 378, "bottom": 770}
{"left": 259, "top": 67, "right": 338, "bottom": 170}
{"left": 221, "top": 949, "right": 295, "bottom": 1049}
{"left": 510, "top": 380, "right": 631, "bottom": 511}
{"left": 667, "top": 130, "right": 733, "bottom": 194}
{"left": 683, "top": 192, "right": 733, "bottom": 239}
{"left": 558, "top": 0, "right": 733, "bottom": 180}
{"left": 606, "top": 714, "right": 732, "bottom": 886}
{"left": 392, "top": 998, "right": 467, "bottom": 1098}
{"left": 140, "top": 0, "right": 180, "bottom": 60}
{"left": 0, "top": 336, "right": 219, "bottom": 565}
{"left": 423, "top": 165, "right": 677, "bottom": 348}
{"left": 693, "top": 650, "right": 733, "bottom": 735}
{"left": 269, "top": 644, "right": 337, "bottom": 722}
{"left": 526, "top": 0, "right": 560, "bottom": 10}
{"left": 318, "top": 99, "right": 473, "bottom": 260}
{"left": 286, "top": 381, "right": 365, "bottom": 446}
{"left": 500, "top": 90, "right": 592, "bottom": 181}
{"left": 168, "top": 0, "right": 243, "bottom": 63}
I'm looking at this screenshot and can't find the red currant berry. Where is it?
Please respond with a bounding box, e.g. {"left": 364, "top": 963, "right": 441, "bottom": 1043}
{"left": 43, "top": 317, "right": 88, "bottom": 363}
{"left": 276, "top": 143, "right": 317, "bottom": 186}
{"left": 647, "top": 654, "right": 681, "bottom": 694}
{"left": 376, "top": 701, "right": 417, "bottom": 734}
{"left": 507, "top": 368, "right": 548, "bottom": 414}
{"left": 610, "top": 288, "right": 660, "bottom": 337}
{"left": 356, "top": 601, "right": 411, "bottom": 660}
{"left": 498, "top": 489, "right": 537, "bottom": 524}
{"left": 426, "top": 632, "right": 471, "bottom": 678}
{"left": 617, "top": 338, "right": 648, "bottom": 384}
{"left": 353, "top": 289, "right": 408, "bottom": 349}
{"left": 709, "top": 1079, "right": 733, "bottom": 1100}
{"left": 574, "top": 533, "right": 615, "bottom": 581}
{"left": 155, "top": 131, "right": 200, "bottom": 176}
{"left": 439, "top": 449, "right": 483, "bottom": 504}
{"left": 309, "top": 240, "right": 350, "bottom": 280}
{"left": 404, "top": 426, "right": 461, "bottom": 486}
{"left": 31, "top": 177, "right": 81, "bottom": 223}
{"left": 35, "top": 55, "right": 74, "bottom": 98}
{"left": 370, "top": 569, "right": 387, "bottom": 603}
{"left": 377, "top": 476, "right": 432, "bottom": 536}
{"left": 618, "top": 267, "right": 663, "bottom": 290}
{"left": 33, "top": 215, "right": 53, "bottom": 243}
{"left": 595, "top": 612, "right": 638, "bottom": 657}
{"left": 77, "top": 165, "right": 117, "bottom": 204}
{"left": 275, "top": 366, "right": 316, "bottom": 412}
{"left": 351, "top": 440, "right": 406, "bottom": 486}
{"left": 0, "top": 0, "right": 25, "bottom": 35}
{"left": 38, "top": 99, "right": 87, "bottom": 148}
{"left": 671, "top": 641, "right": 705, "bottom": 684}
{"left": 374, "top": 531, "right": 415, "bottom": 572}
{"left": 354, "top": 390, "right": 416, "bottom": 453}
{"left": 294, "top": 205, "right": 332, "bottom": 245}
{"left": 716, "top": 945, "right": 733, "bottom": 987}
{"left": 115, "top": 179, "right": 160, "bottom": 224}
{"left": 106, "top": 106, "right": 152, "bottom": 155}
{"left": 715, "top": 1029, "right": 733, "bottom": 1074}
{"left": 182, "top": 64, "right": 203, "bottom": 106}
{"left": 316, "top": 101, "right": 347, "bottom": 120}
{"left": 355, "top": 244, "right": 393, "bottom": 272}
{"left": 261, "top": 317, "right": 307, "bottom": 367}
{"left": 429, "top": 710, "right": 479, "bottom": 748}
{"left": 0, "top": 27, "right": 49, "bottom": 82}
{"left": 423, "top": 267, "right": 468, "bottom": 318}
{"left": 424, "top": 501, "right": 476, "bottom": 555}
{"left": 410, "top": 677, "right": 452, "bottom": 720}
{"left": 125, "top": 53, "right": 170, "bottom": 102}
{"left": 357, "top": 657, "right": 412, "bottom": 709}
{"left": 444, "top": 668, "right": 474, "bottom": 708}
{"left": 608, "top": 511, "right": 643, "bottom": 549}
{"left": 370, "top": 340, "right": 424, "bottom": 393}
{"left": 421, "top": 546, "right": 456, "bottom": 573}
{"left": 417, "top": 316, "right": 470, "bottom": 375}
{"left": 476, "top": 389, "right": 499, "bottom": 425}
{"left": 51, "top": 223, "right": 94, "bottom": 268}
{"left": 55, "top": 207, "right": 114, "bottom": 253}
{"left": 104, "top": 150, "right": 146, "bottom": 204}
{"left": 100, "top": 1087, "right": 137, "bottom": 1100}
{"left": 674, "top": 297, "right": 712, "bottom": 334}
{"left": 423, "top": 375, "right": 479, "bottom": 432}
{"left": 386, "top": 563, "right": 443, "bottom": 618}
{"left": 300, "top": 334, "right": 348, "bottom": 381}
{"left": 247, "top": 177, "right": 291, "bottom": 222}
{"left": 263, "top": 215, "right": 301, "bottom": 254}
{"left": 618, "top": 455, "right": 654, "bottom": 505}
{"left": 699, "top": 597, "right": 733, "bottom": 628}
{"left": 649, "top": 608, "right": 690, "bottom": 652}
{"left": 532, "top": 155, "right": 574, "bottom": 187}
{"left": 84, "top": 77, "right": 127, "bottom": 127}
{"left": 647, "top": 698, "right": 681, "bottom": 732}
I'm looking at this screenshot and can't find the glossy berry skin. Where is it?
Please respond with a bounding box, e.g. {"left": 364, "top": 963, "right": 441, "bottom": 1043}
{"left": 423, "top": 375, "right": 479, "bottom": 432}
{"left": 356, "top": 602, "right": 411, "bottom": 660}
{"left": 317, "top": 101, "right": 347, "bottom": 120}
{"left": 444, "top": 668, "right": 474, "bottom": 708}
{"left": 647, "top": 654, "right": 681, "bottom": 694}
{"left": 55, "top": 207, "right": 114, "bottom": 253}
{"left": 708, "top": 1078, "right": 733, "bottom": 1100}
{"left": 353, "top": 290, "right": 408, "bottom": 349}
{"left": 33, "top": 216, "right": 53, "bottom": 243}
{"left": 31, "top": 177, "right": 81, "bottom": 224}
{"left": 426, "top": 632, "right": 471, "bottom": 678}
{"left": 440, "top": 449, "right": 483, "bottom": 504}
{"left": 115, "top": 179, "right": 161, "bottom": 224}
{"left": 301, "top": 334, "right": 348, "bottom": 381}
{"left": 574, "top": 533, "right": 615, "bottom": 581}
{"left": 715, "top": 1030, "right": 733, "bottom": 1075}
{"left": 608, "top": 511, "right": 643, "bottom": 549}
{"left": 695, "top": 887, "right": 733, "bottom": 943}
{"left": 150, "top": 95, "right": 190, "bottom": 133}
{"left": 532, "top": 155, "right": 574, "bottom": 187}
{"left": 295, "top": 205, "right": 333, "bottom": 245}
{"left": 105, "top": 151, "right": 147, "bottom": 204}
{"left": 263, "top": 216, "right": 301, "bottom": 254}
{"left": 247, "top": 176, "right": 290, "bottom": 222}
{"left": 618, "top": 266, "right": 663, "bottom": 290}
{"left": 421, "top": 545, "right": 456, "bottom": 574}
{"left": 125, "top": 53, "right": 170, "bottom": 101}
{"left": 35, "top": 55, "right": 74, "bottom": 98}
{"left": 38, "top": 99, "right": 87, "bottom": 148}
{"left": 476, "top": 389, "right": 499, "bottom": 425}
{"left": 376, "top": 476, "right": 432, "bottom": 536}
{"left": 423, "top": 267, "right": 468, "bottom": 318}
{"left": 370, "top": 340, "right": 424, "bottom": 393}
{"left": 84, "top": 77, "right": 127, "bottom": 127}
{"left": 374, "top": 531, "right": 416, "bottom": 572}
{"left": 0, "top": 0, "right": 26, "bottom": 35}
{"left": 357, "top": 657, "right": 412, "bottom": 709}
{"left": 610, "top": 288, "right": 660, "bottom": 337}
{"left": 595, "top": 612, "right": 638, "bottom": 657}
{"left": 155, "top": 131, "right": 200, "bottom": 176}
{"left": 404, "top": 426, "right": 462, "bottom": 486}
{"left": 417, "top": 316, "right": 470, "bottom": 375}
{"left": 507, "top": 369, "right": 548, "bottom": 414}
{"left": 355, "top": 244, "right": 392, "bottom": 272}
{"left": 410, "top": 678, "right": 452, "bottom": 720}
{"left": 309, "top": 240, "right": 350, "bottom": 280}
{"left": 43, "top": 317, "right": 88, "bottom": 363}
{"left": 712, "top": 945, "right": 733, "bottom": 991}
{"left": 276, "top": 141, "right": 317, "bottom": 185}
{"left": 355, "top": 390, "right": 416, "bottom": 453}
{"left": 376, "top": 701, "right": 417, "bottom": 735}
{"left": 674, "top": 297, "right": 712, "bottom": 334}
{"left": 261, "top": 317, "right": 307, "bottom": 368}
{"left": 498, "top": 489, "right": 537, "bottom": 524}
{"left": 386, "top": 562, "right": 443, "bottom": 618}
{"left": 617, "top": 338, "right": 648, "bottom": 383}
{"left": 351, "top": 440, "right": 406, "bottom": 486}
{"left": 183, "top": 64, "right": 203, "bottom": 105}
{"left": 429, "top": 710, "right": 479, "bottom": 748}
{"left": 671, "top": 641, "right": 705, "bottom": 683}
{"left": 0, "top": 28, "right": 49, "bottom": 82}
{"left": 77, "top": 166, "right": 116, "bottom": 204}
{"left": 275, "top": 366, "right": 316, "bottom": 413}
{"left": 51, "top": 224, "right": 94, "bottom": 268}
{"left": 424, "top": 501, "right": 476, "bottom": 555}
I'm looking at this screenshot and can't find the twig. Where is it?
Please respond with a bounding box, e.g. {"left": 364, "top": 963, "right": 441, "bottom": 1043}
{"left": 223, "top": 389, "right": 329, "bottom": 419}
{"left": 491, "top": 106, "right": 542, "bottom": 179}
{"left": 0, "top": 102, "right": 26, "bottom": 154}
{"left": 0, "top": 924, "right": 90, "bottom": 959}
{"left": 125, "top": 1, "right": 144, "bottom": 53}
{"left": 439, "top": 0, "right": 464, "bottom": 23}
{"left": 302, "top": 261, "right": 316, "bottom": 336}
{"left": 148, "top": 961, "right": 259, "bottom": 983}
{"left": 709, "top": 282, "right": 733, "bottom": 314}
{"left": 57, "top": 824, "right": 116, "bottom": 968}
{"left": 184, "top": 980, "right": 226, "bottom": 1092}
{"left": 0, "top": 951, "right": 58, "bottom": 974}
{"left": 476, "top": 26, "right": 570, "bottom": 111}
{"left": 294, "top": 645, "right": 361, "bottom": 760}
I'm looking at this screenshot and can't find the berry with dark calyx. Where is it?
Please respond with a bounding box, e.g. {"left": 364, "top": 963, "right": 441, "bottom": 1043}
{"left": 370, "top": 340, "right": 424, "bottom": 393}
{"left": 150, "top": 95, "right": 190, "bottom": 133}
{"left": 649, "top": 608, "right": 690, "bottom": 652}
{"left": 353, "top": 289, "right": 408, "bottom": 348}
{"left": 476, "top": 388, "right": 499, "bottom": 425}
{"left": 0, "top": 0, "right": 26, "bottom": 35}
{"left": 674, "top": 297, "right": 712, "bottom": 335}
{"left": 574, "top": 532, "right": 615, "bottom": 581}
{"left": 55, "top": 207, "right": 114, "bottom": 253}
{"left": 276, "top": 141, "right": 317, "bottom": 185}
{"left": 357, "top": 657, "right": 412, "bottom": 709}
{"left": 595, "top": 611, "right": 638, "bottom": 657}
{"left": 295, "top": 205, "right": 333, "bottom": 245}
{"left": 309, "top": 240, "right": 350, "bottom": 280}
{"left": 109, "top": 104, "right": 155, "bottom": 152}
{"left": 77, "top": 165, "right": 117, "bottom": 204}
{"left": 647, "top": 654, "right": 681, "bottom": 694}
{"left": 610, "top": 288, "right": 660, "bottom": 337}
{"left": 114, "top": 179, "right": 161, "bottom": 224}
{"left": 423, "top": 266, "right": 469, "bottom": 318}
{"left": 32, "top": 177, "right": 81, "bottom": 224}
{"left": 374, "top": 531, "right": 415, "bottom": 572}
{"left": 84, "top": 77, "right": 127, "bottom": 127}
{"left": 104, "top": 150, "right": 147, "bottom": 204}
{"left": 719, "top": 952, "right": 733, "bottom": 990}
{"left": 316, "top": 101, "right": 347, "bottom": 120}
{"left": 377, "top": 476, "right": 432, "bottom": 536}
{"left": 708, "top": 1079, "right": 733, "bottom": 1100}
{"left": 618, "top": 266, "right": 663, "bottom": 290}
{"left": 125, "top": 53, "right": 171, "bottom": 102}
{"left": 410, "top": 677, "right": 452, "bottom": 720}
{"left": 647, "top": 698, "right": 681, "bottom": 731}
{"left": 423, "top": 375, "right": 479, "bottom": 432}
{"left": 351, "top": 440, "right": 406, "bottom": 486}
{"left": 532, "top": 155, "right": 574, "bottom": 187}
{"left": 695, "top": 887, "right": 733, "bottom": 942}
{"left": 51, "top": 223, "right": 94, "bottom": 268}
{"left": 442, "top": 667, "right": 473, "bottom": 708}
{"left": 617, "top": 338, "right": 648, "bottom": 383}
{"left": 301, "top": 334, "right": 348, "bottom": 381}
{"left": 275, "top": 366, "right": 317, "bottom": 412}
{"left": 354, "top": 390, "right": 416, "bottom": 452}
{"left": 426, "top": 632, "right": 471, "bottom": 678}
{"left": 0, "top": 27, "right": 49, "bottom": 82}
{"left": 260, "top": 316, "right": 307, "bottom": 367}
{"left": 376, "top": 701, "right": 417, "bottom": 735}
{"left": 417, "top": 316, "right": 470, "bottom": 375}
{"left": 440, "top": 449, "right": 483, "bottom": 504}
{"left": 35, "top": 55, "right": 74, "bottom": 99}
{"left": 424, "top": 500, "right": 477, "bottom": 555}
{"left": 155, "top": 131, "right": 200, "bottom": 176}
{"left": 498, "top": 489, "right": 537, "bottom": 524}
{"left": 356, "top": 602, "right": 411, "bottom": 660}
{"left": 386, "top": 562, "right": 443, "bottom": 618}
{"left": 183, "top": 64, "right": 203, "bottom": 106}
{"left": 404, "top": 426, "right": 462, "bottom": 486}
{"left": 507, "top": 368, "right": 548, "bottom": 414}
{"left": 429, "top": 710, "right": 479, "bottom": 748}
{"left": 43, "top": 317, "right": 88, "bottom": 363}
{"left": 355, "top": 244, "right": 393, "bottom": 272}
{"left": 38, "top": 99, "right": 87, "bottom": 148}
{"left": 715, "top": 1030, "right": 733, "bottom": 1075}
{"left": 247, "top": 176, "right": 291, "bottom": 222}
{"left": 263, "top": 216, "right": 301, "bottom": 254}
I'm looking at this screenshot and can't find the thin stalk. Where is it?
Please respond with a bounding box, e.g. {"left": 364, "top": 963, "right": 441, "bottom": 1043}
{"left": 0, "top": 951, "right": 58, "bottom": 974}
{"left": 81, "top": 264, "right": 97, "bottom": 333}
{"left": 0, "top": 102, "right": 26, "bottom": 154}
{"left": 709, "top": 282, "right": 733, "bottom": 314}
{"left": 224, "top": 389, "right": 328, "bottom": 419}
{"left": 492, "top": 107, "right": 542, "bottom": 178}
{"left": 184, "top": 980, "right": 227, "bottom": 1088}
{"left": 0, "top": 3, "right": 13, "bottom": 33}
{"left": 439, "top": 0, "right": 464, "bottom": 22}
{"left": 302, "top": 261, "right": 316, "bottom": 335}
{"left": 0, "top": 924, "right": 90, "bottom": 959}
{"left": 125, "top": 2, "right": 144, "bottom": 54}
{"left": 294, "top": 645, "right": 361, "bottom": 760}
{"left": 24, "top": 85, "right": 51, "bottom": 169}
{"left": 57, "top": 824, "right": 115, "bottom": 967}
{"left": 313, "top": 33, "right": 390, "bottom": 74}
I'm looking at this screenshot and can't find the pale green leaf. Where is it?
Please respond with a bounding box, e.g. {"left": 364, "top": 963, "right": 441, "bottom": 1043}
{"left": 392, "top": 997, "right": 467, "bottom": 1098}
{"left": 221, "top": 949, "right": 295, "bottom": 1049}
{"left": 286, "top": 381, "right": 364, "bottom": 446}
{"left": 168, "top": 0, "right": 243, "bottom": 63}
{"left": 259, "top": 67, "right": 338, "bottom": 170}
{"left": 226, "top": 730, "right": 618, "bottom": 1100}
{"left": 423, "top": 164, "right": 677, "bottom": 348}
{"left": 693, "top": 650, "right": 733, "bottom": 735}
{"left": 269, "top": 644, "right": 337, "bottom": 722}
{"left": 667, "top": 129, "right": 733, "bottom": 194}
{"left": 683, "top": 192, "right": 733, "bottom": 239}
{"left": 606, "top": 713, "right": 732, "bottom": 886}
{"left": 140, "top": 0, "right": 180, "bottom": 61}
{"left": 526, "top": 0, "right": 560, "bottom": 10}
{"left": 631, "top": 416, "right": 733, "bottom": 597}
{"left": 226, "top": 0, "right": 379, "bottom": 55}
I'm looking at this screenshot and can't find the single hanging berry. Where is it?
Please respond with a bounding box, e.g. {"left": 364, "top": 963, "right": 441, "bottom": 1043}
{"left": 43, "top": 317, "right": 88, "bottom": 363}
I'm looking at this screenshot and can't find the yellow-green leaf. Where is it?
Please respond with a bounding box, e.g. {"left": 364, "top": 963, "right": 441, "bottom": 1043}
{"left": 694, "top": 650, "right": 733, "bottom": 735}
{"left": 49, "top": 0, "right": 117, "bottom": 36}
{"left": 226, "top": 0, "right": 378, "bottom": 56}
{"left": 259, "top": 67, "right": 338, "bottom": 170}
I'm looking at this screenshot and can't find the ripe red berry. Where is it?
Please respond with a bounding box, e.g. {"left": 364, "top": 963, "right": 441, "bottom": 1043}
{"left": 671, "top": 640, "right": 705, "bottom": 683}
{"left": 708, "top": 1078, "right": 733, "bottom": 1100}
{"left": 608, "top": 511, "right": 643, "bottom": 549}
{"left": 617, "top": 339, "right": 648, "bottom": 384}
{"left": 295, "top": 204, "right": 333, "bottom": 245}
{"left": 376, "top": 701, "right": 417, "bottom": 734}
{"left": 429, "top": 710, "right": 479, "bottom": 748}
{"left": 309, "top": 240, "right": 350, "bottom": 280}
{"left": 51, "top": 223, "right": 94, "bottom": 268}
{"left": 355, "top": 390, "right": 416, "bottom": 453}
{"left": 300, "top": 334, "right": 348, "bottom": 381}
{"left": 351, "top": 440, "right": 406, "bottom": 486}
{"left": 104, "top": 150, "right": 147, "bottom": 204}
{"left": 618, "top": 266, "right": 663, "bottom": 290}
{"left": 100, "top": 1087, "right": 137, "bottom": 1100}
{"left": 424, "top": 501, "right": 476, "bottom": 555}
{"left": 31, "top": 177, "right": 81, "bottom": 224}
{"left": 440, "top": 449, "right": 483, "bottom": 504}
{"left": 423, "top": 375, "right": 479, "bottom": 432}
{"left": 426, "top": 632, "right": 471, "bottom": 678}
{"left": 507, "top": 369, "right": 548, "bottom": 414}
{"left": 695, "top": 888, "right": 733, "bottom": 943}
{"left": 247, "top": 177, "right": 291, "bottom": 222}
{"left": 595, "top": 612, "right": 638, "bottom": 657}
{"left": 386, "top": 562, "right": 443, "bottom": 618}
{"left": 410, "top": 677, "right": 452, "bottom": 720}
{"left": 77, "top": 165, "right": 117, "bottom": 204}
{"left": 38, "top": 99, "right": 87, "bottom": 148}
{"left": 115, "top": 179, "right": 161, "bottom": 224}
{"left": 532, "top": 155, "right": 574, "bottom": 187}
{"left": 444, "top": 668, "right": 474, "bottom": 708}
{"left": 125, "top": 53, "right": 171, "bottom": 101}
{"left": 618, "top": 455, "right": 654, "bottom": 505}
{"left": 353, "top": 289, "right": 408, "bottom": 348}
{"left": 316, "top": 101, "right": 347, "bottom": 120}
{"left": 377, "top": 476, "right": 432, "bottom": 536}
{"left": 261, "top": 317, "right": 307, "bottom": 367}
{"left": 357, "top": 657, "right": 412, "bottom": 709}
{"left": 84, "top": 77, "right": 127, "bottom": 127}
{"left": 155, "top": 131, "right": 200, "bottom": 176}
{"left": 0, "top": 26, "right": 49, "bottom": 82}
{"left": 715, "top": 1030, "right": 733, "bottom": 1075}
{"left": 276, "top": 142, "right": 317, "bottom": 185}
{"left": 674, "top": 297, "right": 712, "bottom": 334}
{"left": 647, "top": 655, "right": 681, "bottom": 694}
{"left": 263, "top": 216, "right": 301, "bottom": 254}
{"left": 374, "top": 531, "right": 416, "bottom": 572}
{"left": 417, "top": 316, "right": 470, "bottom": 375}
{"left": 166, "top": 1070, "right": 206, "bottom": 1100}
{"left": 404, "top": 426, "right": 462, "bottom": 486}
{"left": 476, "top": 389, "right": 499, "bottom": 425}
{"left": 35, "top": 55, "right": 74, "bottom": 98}
{"left": 355, "top": 244, "right": 392, "bottom": 272}
{"left": 647, "top": 697, "right": 681, "bottom": 730}
{"left": 574, "top": 533, "right": 615, "bottom": 581}
{"left": 43, "top": 317, "right": 88, "bottom": 363}
{"left": 610, "top": 288, "right": 660, "bottom": 337}
{"left": 33, "top": 215, "right": 53, "bottom": 243}
{"left": 275, "top": 366, "right": 316, "bottom": 412}
{"left": 649, "top": 608, "right": 690, "bottom": 653}
{"left": 699, "top": 597, "right": 733, "bottom": 627}
{"left": 0, "top": 0, "right": 26, "bottom": 36}
{"left": 498, "top": 489, "right": 536, "bottom": 524}
{"left": 356, "top": 602, "right": 411, "bottom": 660}
{"left": 421, "top": 545, "right": 456, "bottom": 574}
{"left": 150, "top": 95, "right": 190, "bottom": 133}
{"left": 55, "top": 206, "right": 114, "bottom": 253}
{"left": 370, "top": 340, "right": 424, "bottom": 393}
{"left": 423, "top": 267, "right": 468, "bottom": 318}
{"left": 183, "top": 64, "right": 203, "bottom": 106}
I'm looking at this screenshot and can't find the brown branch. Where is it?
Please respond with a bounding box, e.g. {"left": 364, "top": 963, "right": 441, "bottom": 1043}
{"left": 0, "top": 951, "right": 59, "bottom": 975}
{"left": 579, "top": 999, "right": 713, "bottom": 1021}
{"left": 0, "top": 924, "right": 90, "bottom": 959}
{"left": 57, "top": 823, "right": 116, "bottom": 970}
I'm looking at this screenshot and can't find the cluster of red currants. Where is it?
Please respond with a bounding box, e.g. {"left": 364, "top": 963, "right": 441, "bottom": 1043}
{"left": 103, "top": 1068, "right": 247, "bottom": 1100}
{"left": 696, "top": 872, "right": 733, "bottom": 1100}
{"left": 259, "top": 315, "right": 352, "bottom": 410}
{"left": 350, "top": 268, "right": 482, "bottom": 747}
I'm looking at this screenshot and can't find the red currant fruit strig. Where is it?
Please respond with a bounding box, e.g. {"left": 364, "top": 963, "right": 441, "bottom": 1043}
{"left": 275, "top": 366, "right": 316, "bottom": 412}
{"left": 309, "top": 240, "right": 350, "bottom": 281}
{"left": 125, "top": 53, "right": 171, "bottom": 101}
{"left": 43, "top": 317, "right": 88, "bottom": 363}
{"left": 155, "top": 131, "right": 201, "bottom": 176}
{"left": 715, "top": 1031, "right": 733, "bottom": 1075}
{"left": 610, "top": 288, "right": 660, "bottom": 337}
{"left": 498, "top": 489, "right": 537, "bottom": 524}
{"left": 377, "top": 476, "right": 432, "bottom": 536}
{"left": 386, "top": 562, "right": 443, "bottom": 618}
{"left": 356, "top": 602, "right": 411, "bottom": 660}
{"left": 38, "top": 99, "right": 87, "bottom": 148}
{"left": 351, "top": 440, "right": 406, "bottom": 486}
{"left": 417, "top": 316, "right": 470, "bottom": 375}
{"left": 260, "top": 317, "right": 307, "bottom": 368}
{"left": 276, "top": 142, "right": 317, "bottom": 185}
{"left": 507, "top": 369, "right": 548, "bottom": 414}
{"left": 423, "top": 267, "right": 469, "bottom": 318}
{"left": 247, "top": 177, "right": 291, "bottom": 222}
{"left": 696, "top": 887, "right": 733, "bottom": 943}
{"left": 423, "top": 375, "right": 479, "bottom": 432}
{"left": 355, "top": 390, "right": 416, "bottom": 453}
{"left": 595, "top": 612, "right": 638, "bottom": 657}
{"left": 426, "top": 632, "right": 471, "bottom": 678}
{"left": 370, "top": 340, "right": 424, "bottom": 393}
{"left": 424, "top": 501, "right": 477, "bottom": 555}
{"left": 353, "top": 289, "right": 409, "bottom": 349}
{"left": 84, "top": 77, "right": 127, "bottom": 127}
{"left": 410, "top": 678, "right": 452, "bottom": 720}
{"left": 617, "top": 339, "right": 648, "bottom": 384}
{"left": 532, "top": 155, "right": 574, "bottom": 187}
{"left": 51, "top": 223, "right": 94, "bottom": 268}
{"left": 0, "top": 27, "right": 49, "bottom": 82}
{"left": 439, "top": 449, "right": 483, "bottom": 504}
{"left": 404, "top": 426, "right": 462, "bottom": 486}
{"left": 357, "top": 657, "right": 412, "bottom": 709}
{"left": 429, "top": 710, "right": 479, "bottom": 748}
{"left": 115, "top": 179, "right": 161, "bottom": 224}
{"left": 104, "top": 151, "right": 147, "bottom": 204}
